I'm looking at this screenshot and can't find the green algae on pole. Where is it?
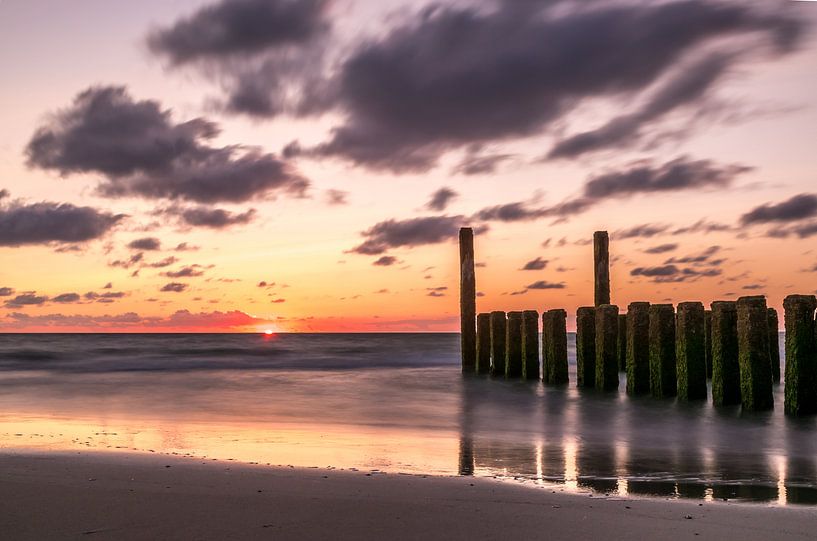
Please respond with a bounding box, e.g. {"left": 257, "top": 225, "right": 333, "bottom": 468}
{"left": 704, "top": 310, "right": 713, "bottom": 379}
{"left": 459, "top": 228, "right": 476, "bottom": 373}
{"left": 505, "top": 311, "right": 524, "bottom": 379}
{"left": 676, "top": 302, "right": 707, "bottom": 401}
{"left": 475, "top": 313, "right": 491, "bottom": 375}
{"left": 626, "top": 302, "right": 651, "bottom": 395}
{"left": 649, "top": 304, "right": 677, "bottom": 398}
{"left": 543, "top": 309, "right": 569, "bottom": 384}
{"left": 593, "top": 231, "right": 610, "bottom": 307}
{"left": 489, "top": 311, "right": 507, "bottom": 377}
{"left": 711, "top": 301, "right": 740, "bottom": 407}
{"left": 521, "top": 310, "right": 540, "bottom": 381}
{"left": 783, "top": 295, "right": 817, "bottom": 416}
{"left": 617, "top": 314, "right": 627, "bottom": 372}
{"left": 736, "top": 296, "right": 773, "bottom": 412}
{"left": 595, "top": 304, "right": 619, "bottom": 391}
{"left": 767, "top": 307, "right": 781, "bottom": 384}
{"left": 576, "top": 307, "right": 596, "bottom": 388}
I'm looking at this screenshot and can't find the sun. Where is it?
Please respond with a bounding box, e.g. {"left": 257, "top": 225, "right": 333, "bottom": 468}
{"left": 264, "top": 329, "right": 274, "bottom": 335}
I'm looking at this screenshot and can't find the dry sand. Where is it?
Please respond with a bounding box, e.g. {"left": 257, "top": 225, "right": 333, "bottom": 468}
{"left": 1, "top": 451, "right": 815, "bottom": 540}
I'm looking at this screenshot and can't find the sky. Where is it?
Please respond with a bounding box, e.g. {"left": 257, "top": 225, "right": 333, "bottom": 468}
{"left": 0, "top": 0, "right": 816, "bottom": 333}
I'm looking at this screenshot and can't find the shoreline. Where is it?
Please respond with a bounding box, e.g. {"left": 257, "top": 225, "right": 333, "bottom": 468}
{"left": 1, "top": 450, "right": 815, "bottom": 540}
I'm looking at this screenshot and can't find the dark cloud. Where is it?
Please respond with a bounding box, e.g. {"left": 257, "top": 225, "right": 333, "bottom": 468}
{"left": 127, "top": 237, "right": 161, "bottom": 251}
{"left": 308, "top": 1, "right": 802, "bottom": 171}
{"left": 147, "top": 0, "right": 329, "bottom": 64}
{"left": 373, "top": 256, "right": 398, "bottom": 267}
{"left": 671, "top": 219, "right": 733, "bottom": 235}
{"left": 110, "top": 252, "right": 144, "bottom": 269}
{"left": 325, "top": 189, "right": 348, "bottom": 206}
{"left": 631, "top": 264, "right": 721, "bottom": 283}
{"left": 425, "top": 187, "right": 458, "bottom": 212}
{"left": 84, "top": 291, "right": 126, "bottom": 301}
{"left": 52, "top": 293, "right": 81, "bottom": 303}
{"left": 27, "top": 86, "right": 309, "bottom": 204}
{"left": 615, "top": 224, "right": 672, "bottom": 239}
{"left": 0, "top": 189, "right": 9, "bottom": 200}
{"left": 526, "top": 280, "right": 565, "bottom": 290}
{"left": 453, "top": 151, "right": 513, "bottom": 176}
{"left": 169, "top": 206, "right": 257, "bottom": 228}
{"left": 160, "top": 282, "right": 189, "bottom": 293}
{"left": 163, "top": 266, "right": 206, "bottom": 278}
{"left": 740, "top": 193, "right": 817, "bottom": 225}
{"left": 349, "top": 215, "right": 478, "bottom": 256}
{"left": 473, "top": 201, "right": 550, "bottom": 223}
{"left": 665, "top": 245, "right": 722, "bottom": 265}
{"left": 644, "top": 243, "right": 678, "bottom": 254}
{"left": 4, "top": 293, "right": 48, "bottom": 308}
{"left": 174, "top": 242, "right": 199, "bottom": 252}
{"left": 0, "top": 199, "right": 122, "bottom": 247}
{"left": 520, "top": 257, "right": 548, "bottom": 271}
{"left": 146, "top": 256, "right": 180, "bottom": 269}
{"left": 0, "top": 287, "right": 14, "bottom": 296}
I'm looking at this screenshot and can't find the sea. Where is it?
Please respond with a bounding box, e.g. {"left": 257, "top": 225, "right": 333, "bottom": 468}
{"left": 1, "top": 332, "right": 815, "bottom": 505}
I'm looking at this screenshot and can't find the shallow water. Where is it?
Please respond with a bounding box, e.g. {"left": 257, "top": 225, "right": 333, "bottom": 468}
{"left": 1, "top": 332, "right": 815, "bottom": 505}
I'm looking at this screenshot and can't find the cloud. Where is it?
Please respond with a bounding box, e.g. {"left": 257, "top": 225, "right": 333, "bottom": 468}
{"left": 740, "top": 193, "right": 817, "bottom": 224}
{"left": 26, "top": 86, "right": 309, "bottom": 203}
{"left": 325, "top": 189, "right": 348, "bottom": 206}
{"left": 174, "top": 242, "right": 199, "bottom": 251}
{"left": 127, "top": 237, "right": 161, "bottom": 250}
{"left": 1, "top": 309, "right": 274, "bottom": 331}
{"left": 110, "top": 252, "right": 144, "bottom": 269}
{"left": 631, "top": 263, "right": 722, "bottom": 283}
{"left": 4, "top": 293, "right": 48, "bottom": 308}
{"left": 526, "top": 280, "right": 566, "bottom": 290}
{"left": 520, "top": 257, "right": 548, "bottom": 271}
{"left": 0, "top": 287, "right": 14, "bottom": 296}
{"left": 0, "top": 200, "right": 123, "bottom": 247}
{"left": 163, "top": 265, "right": 206, "bottom": 278}
{"left": 84, "top": 291, "right": 126, "bottom": 301}
{"left": 148, "top": 0, "right": 332, "bottom": 117}
{"left": 160, "top": 282, "right": 189, "bottom": 292}
{"left": 453, "top": 150, "right": 513, "bottom": 176}
{"left": 349, "top": 215, "right": 478, "bottom": 255}
{"left": 52, "top": 293, "right": 81, "bottom": 303}
{"left": 614, "top": 224, "right": 672, "bottom": 239}
{"left": 425, "top": 187, "right": 458, "bottom": 212}
{"left": 307, "top": 1, "right": 802, "bottom": 171}
{"left": 161, "top": 205, "right": 257, "bottom": 228}
{"left": 373, "top": 256, "right": 398, "bottom": 267}
{"left": 147, "top": 256, "right": 180, "bottom": 269}
{"left": 644, "top": 243, "right": 678, "bottom": 254}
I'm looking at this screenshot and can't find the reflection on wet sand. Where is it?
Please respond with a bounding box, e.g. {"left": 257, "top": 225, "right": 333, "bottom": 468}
{"left": 457, "top": 378, "right": 817, "bottom": 505}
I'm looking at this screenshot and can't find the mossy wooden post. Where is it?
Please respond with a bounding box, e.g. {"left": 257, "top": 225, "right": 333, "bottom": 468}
{"left": 459, "top": 228, "right": 476, "bottom": 373}
{"left": 521, "top": 310, "right": 540, "bottom": 380}
{"left": 541, "top": 311, "right": 552, "bottom": 382}
{"left": 711, "top": 301, "right": 740, "bottom": 406}
{"left": 489, "top": 311, "right": 507, "bottom": 377}
{"left": 649, "top": 304, "right": 677, "bottom": 398}
{"left": 676, "top": 302, "right": 707, "bottom": 401}
{"left": 544, "top": 309, "right": 568, "bottom": 384}
{"left": 505, "top": 311, "right": 523, "bottom": 379}
{"left": 594, "top": 231, "right": 610, "bottom": 307}
{"left": 737, "top": 296, "right": 773, "bottom": 412}
{"left": 576, "top": 307, "right": 596, "bottom": 388}
{"left": 704, "top": 310, "right": 713, "bottom": 379}
{"left": 475, "top": 313, "right": 491, "bottom": 375}
{"left": 783, "top": 295, "right": 817, "bottom": 416}
{"left": 768, "top": 307, "right": 781, "bottom": 384}
{"left": 617, "top": 313, "right": 627, "bottom": 372}
{"left": 595, "top": 304, "right": 619, "bottom": 391}
{"left": 626, "top": 302, "right": 650, "bottom": 395}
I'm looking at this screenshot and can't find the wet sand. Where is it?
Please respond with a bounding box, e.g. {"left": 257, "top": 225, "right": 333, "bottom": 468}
{"left": 1, "top": 451, "right": 814, "bottom": 540}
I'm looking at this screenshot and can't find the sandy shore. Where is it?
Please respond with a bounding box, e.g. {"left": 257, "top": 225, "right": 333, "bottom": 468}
{"left": 1, "top": 451, "right": 814, "bottom": 540}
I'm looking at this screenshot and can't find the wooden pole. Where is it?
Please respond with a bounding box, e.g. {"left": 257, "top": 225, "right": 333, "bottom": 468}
{"left": 489, "top": 311, "right": 507, "bottom": 377}
{"left": 521, "top": 310, "right": 540, "bottom": 381}
{"left": 595, "top": 304, "right": 619, "bottom": 391}
{"left": 767, "top": 307, "right": 781, "bottom": 384}
{"left": 543, "top": 309, "right": 569, "bottom": 385}
{"left": 783, "top": 295, "right": 817, "bottom": 415}
{"left": 576, "top": 307, "right": 596, "bottom": 388}
{"left": 505, "top": 311, "right": 523, "bottom": 379}
{"left": 475, "top": 313, "right": 491, "bottom": 375}
{"left": 711, "top": 301, "right": 740, "bottom": 406}
{"left": 593, "top": 231, "right": 610, "bottom": 307}
{"left": 459, "top": 228, "right": 476, "bottom": 373}
{"left": 626, "top": 302, "right": 651, "bottom": 395}
{"left": 737, "top": 296, "right": 773, "bottom": 412}
{"left": 649, "top": 304, "right": 677, "bottom": 398}
{"left": 676, "top": 302, "right": 707, "bottom": 401}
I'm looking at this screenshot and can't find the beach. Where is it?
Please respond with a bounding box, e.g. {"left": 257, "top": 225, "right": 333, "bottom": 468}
{"left": 2, "top": 450, "right": 816, "bottom": 540}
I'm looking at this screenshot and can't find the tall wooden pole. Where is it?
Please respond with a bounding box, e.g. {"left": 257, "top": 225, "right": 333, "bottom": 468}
{"left": 459, "top": 228, "right": 476, "bottom": 373}
{"left": 594, "top": 231, "right": 610, "bottom": 307}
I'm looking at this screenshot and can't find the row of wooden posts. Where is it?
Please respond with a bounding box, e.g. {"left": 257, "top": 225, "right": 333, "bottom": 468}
{"left": 459, "top": 229, "right": 817, "bottom": 416}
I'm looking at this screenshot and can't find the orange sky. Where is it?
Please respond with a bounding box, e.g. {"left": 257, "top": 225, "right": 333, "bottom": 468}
{"left": 1, "top": 0, "right": 816, "bottom": 332}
